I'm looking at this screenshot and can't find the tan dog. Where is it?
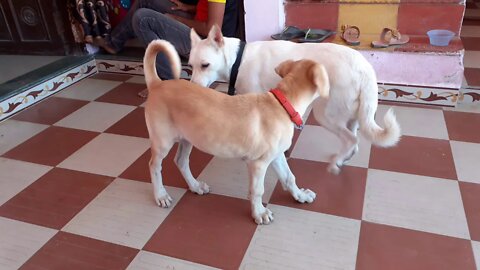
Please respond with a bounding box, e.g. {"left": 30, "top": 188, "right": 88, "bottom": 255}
{"left": 143, "top": 40, "right": 330, "bottom": 224}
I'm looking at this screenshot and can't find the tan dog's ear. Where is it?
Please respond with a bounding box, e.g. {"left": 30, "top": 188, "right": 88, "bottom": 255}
{"left": 275, "top": 60, "right": 295, "bottom": 78}
{"left": 191, "top": 29, "right": 201, "bottom": 47}
{"left": 207, "top": 24, "right": 224, "bottom": 48}
{"left": 309, "top": 63, "right": 330, "bottom": 98}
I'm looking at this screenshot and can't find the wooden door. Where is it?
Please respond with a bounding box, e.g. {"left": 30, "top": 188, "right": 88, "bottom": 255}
{"left": 0, "top": 0, "right": 75, "bottom": 55}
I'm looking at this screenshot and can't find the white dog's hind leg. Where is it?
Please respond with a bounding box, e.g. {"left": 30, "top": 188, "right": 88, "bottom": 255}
{"left": 343, "top": 119, "right": 359, "bottom": 163}
{"left": 150, "top": 144, "right": 174, "bottom": 208}
{"left": 326, "top": 125, "right": 358, "bottom": 175}
{"left": 174, "top": 140, "right": 210, "bottom": 195}
{"left": 271, "top": 154, "right": 316, "bottom": 203}
{"left": 247, "top": 160, "right": 273, "bottom": 225}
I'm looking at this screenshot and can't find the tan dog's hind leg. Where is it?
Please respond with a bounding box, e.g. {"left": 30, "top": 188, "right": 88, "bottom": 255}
{"left": 247, "top": 160, "right": 274, "bottom": 225}
{"left": 174, "top": 140, "right": 210, "bottom": 195}
{"left": 271, "top": 154, "right": 316, "bottom": 203}
{"left": 150, "top": 143, "right": 174, "bottom": 207}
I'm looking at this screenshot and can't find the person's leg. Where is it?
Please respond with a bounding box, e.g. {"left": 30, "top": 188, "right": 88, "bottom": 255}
{"left": 108, "top": 0, "right": 193, "bottom": 53}
{"left": 132, "top": 8, "right": 191, "bottom": 80}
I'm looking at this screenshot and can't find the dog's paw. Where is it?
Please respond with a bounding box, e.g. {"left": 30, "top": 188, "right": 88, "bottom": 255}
{"left": 253, "top": 207, "right": 274, "bottom": 225}
{"left": 190, "top": 181, "right": 210, "bottom": 195}
{"left": 154, "top": 191, "right": 173, "bottom": 208}
{"left": 327, "top": 163, "right": 341, "bottom": 175}
{"left": 293, "top": 188, "right": 316, "bottom": 203}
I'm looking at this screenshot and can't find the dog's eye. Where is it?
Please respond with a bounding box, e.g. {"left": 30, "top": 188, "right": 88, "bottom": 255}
{"left": 201, "top": 63, "right": 210, "bottom": 69}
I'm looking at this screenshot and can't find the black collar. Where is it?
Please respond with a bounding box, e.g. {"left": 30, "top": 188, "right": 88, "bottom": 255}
{"left": 228, "top": 41, "right": 246, "bottom": 96}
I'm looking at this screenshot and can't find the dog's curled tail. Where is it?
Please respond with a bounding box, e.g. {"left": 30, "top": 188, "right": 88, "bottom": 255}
{"left": 358, "top": 78, "right": 401, "bottom": 148}
{"left": 143, "top": 39, "right": 181, "bottom": 87}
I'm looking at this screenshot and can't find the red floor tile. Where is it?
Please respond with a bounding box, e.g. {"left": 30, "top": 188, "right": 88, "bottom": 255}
{"left": 120, "top": 144, "right": 213, "bottom": 188}
{"left": 95, "top": 82, "right": 147, "bottom": 106}
{"left": 20, "top": 231, "right": 138, "bottom": 270}
{"left": 459, "top": 182, "right": 480, "bottom": 241}
{"left": 105, "top": 107, "right": 149, "bottom": 138}
{"left": 12, "top": 97, "right": 88, "bottom": 125}
{"left": 0, "top": 168, "right": 113, "bottom": 229}
{"left": 269, "top": 159, "right": 367, "bottom": 219}
{"left": 356, "top": 222, "right": 476, "bottom": 270}
{"left": 461, "top": 37, "right": 480, "bottom": 51}
{"left": 90, "top": 72, "right": 132, "bottom": 82}
{"left": 2, "top": 126, "right": 98, "bottom": 166}
{"left": 464, "top": 68, "right": 480, "bottom": 87}
{"left": 144, "top": 193, "right": 257, "bottom": 269}
{"left": 369, "top": 136, "right": 457, "bottom": 180}
{"left": 444, "top": 110, "right": 480, "bottom": 143}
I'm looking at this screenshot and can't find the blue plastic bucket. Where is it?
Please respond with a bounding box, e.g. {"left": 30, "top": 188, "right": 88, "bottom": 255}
{"left": 427, "top": 30, "right": 455, "bottom": 46}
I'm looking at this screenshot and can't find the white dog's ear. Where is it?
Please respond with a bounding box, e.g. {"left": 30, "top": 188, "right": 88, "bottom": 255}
{"left": 275, "top": 60, "right": 295, "bottom": 78}
{"left": 207, "top": 24, "right": 224, "bottom": 48}
{"left": 309, "top": 63, "right": 330, "bottom": 98}
{"left": 190, "top": 28, "right": 202, "bottom": 47}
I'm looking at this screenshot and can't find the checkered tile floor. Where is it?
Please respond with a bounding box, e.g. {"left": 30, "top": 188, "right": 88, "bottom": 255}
{"left": 1, "top": 72, "right": 480, "bottom": 270}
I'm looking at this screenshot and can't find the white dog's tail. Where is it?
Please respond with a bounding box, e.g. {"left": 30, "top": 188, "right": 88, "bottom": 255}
{"left": 143, "top": 40, "right": 181, "bottom": 87}
{"left": 358, "top": 73, "right": 401, "bottom": 147}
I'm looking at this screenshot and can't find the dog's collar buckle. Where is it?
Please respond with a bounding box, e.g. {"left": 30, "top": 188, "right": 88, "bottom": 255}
{"left": 269, "top": 89, "right": 304, "bottom": 130}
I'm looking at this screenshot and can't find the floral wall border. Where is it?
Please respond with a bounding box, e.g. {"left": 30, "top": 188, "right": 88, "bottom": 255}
{"left": 96, "top": 59, "right": 192, "bottom": 79}
{"left": 0, "top": 60, "right": 97, "bottom": 122}
{"left": 377, "top": 84, "right": 480, "bottom": 107}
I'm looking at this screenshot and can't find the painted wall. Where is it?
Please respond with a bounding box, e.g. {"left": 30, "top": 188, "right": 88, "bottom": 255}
{"left": 244, "top": 0, "right": 284, "bottom": 42}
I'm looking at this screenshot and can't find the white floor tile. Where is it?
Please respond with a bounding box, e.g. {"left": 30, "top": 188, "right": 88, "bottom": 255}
{"left": 363, "top": 169, "right": 470, "bottom": 239}
{"left": 55, "top": 78, "right": 122, "bottom": 101}
{"left": 54, "top": 101, "right": 135, "bottom": 132}
{"left": 0, "top": 217, "right": 57, "bottom": 269}
{"left": 472, "top": 241, "right": 480, "bottom": 270}
{"left": 127, "top": 251, "right": 219, "bottom": 270}
{"left": 464, "top": 51, "right": 480, "bottom": 69}
{"left": 377, "top": 105, "right": 449, "bottom": 139}
{"left": 461, "top": 25, "right": 480, "bottom": 38}
{"left": 451, "top": 141, "right": 480, "bottom": 184}
{"left": 0, "top": 120, "right": 48, "bottom": 155}
{"left": 0, "top": 158, "right": 52, "bottom": 205}
{"left": 126, "top": 76, "right": 146, "bottom": 85}
{"left": 63, "top": 179, "right": 186, "bottom": 249}
{"left": 58, "top": 133, "right": 150, "bottom": 177}
{"left": 198, "top": 157, "right": 278, "bottom": 203}
{"left": 291, "top": 125, "right": 371, "bottom": 168}
{"left": 240, "top": 204, "right": 360, "bottom": 270}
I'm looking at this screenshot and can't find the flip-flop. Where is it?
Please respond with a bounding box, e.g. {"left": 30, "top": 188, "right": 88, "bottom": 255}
{"left": 271, "top": 26, "right": 304, "bottom": 40}
{"left": 296, "top": 29, "right": 336, "bottom": 43}
{"left": 341, "top": 25, "right": 361, "bottom": 46}
{"left": 371, "top": 28, "right": 410, "bottom": 48}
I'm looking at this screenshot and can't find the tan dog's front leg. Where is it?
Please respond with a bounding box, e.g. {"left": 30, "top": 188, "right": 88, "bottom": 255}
{"left": 150, "top": 146, "right": 173, "bottom": 207}
{"left": 271, "top": 154, "right": 316, "bottom": 203}
{"left": 175, "top": 140, "right": 210, "bottom": 195}
{"left": 247, "top": 160, "right": 273, "bottom": 225}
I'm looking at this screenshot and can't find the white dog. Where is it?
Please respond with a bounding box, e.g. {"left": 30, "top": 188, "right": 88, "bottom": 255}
{"left": 189, "top": 26, "right": 401, "bottom": 174}
{"left": 143, "top": 40, "right": 330, "bottom": 224}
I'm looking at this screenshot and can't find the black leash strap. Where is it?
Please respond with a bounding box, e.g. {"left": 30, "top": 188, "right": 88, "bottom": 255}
{"left": 228, "top": 41, "right": 246, "bottom": 96}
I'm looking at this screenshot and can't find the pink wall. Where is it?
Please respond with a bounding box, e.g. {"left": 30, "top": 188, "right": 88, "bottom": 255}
{"left": 244, "top": 0, "right": 283, "bottom": 42}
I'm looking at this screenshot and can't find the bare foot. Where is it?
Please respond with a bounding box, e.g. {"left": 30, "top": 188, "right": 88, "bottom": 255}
{"left": 94, "top": 36, "right": 117, "bottom": 55}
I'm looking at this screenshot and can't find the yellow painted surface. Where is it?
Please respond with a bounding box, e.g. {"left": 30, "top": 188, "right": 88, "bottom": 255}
{"left": 339, "top": 0, "right": 400, "bottom": 3}
{"left": 338, "top": 4, "right": 399, "bottom": 35}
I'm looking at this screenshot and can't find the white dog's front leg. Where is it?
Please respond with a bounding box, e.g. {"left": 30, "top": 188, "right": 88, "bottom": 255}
{"left": 271, "top": 154, "right": 316, "bottom": 203}
{"left": 247, "top": 160, "right": 273, "bottom": 225}
{"left": 175, "top": 140, "right": 210, "bottom": 195}
{"left": 150, "top": 147, "right": 173, "bottom": 208}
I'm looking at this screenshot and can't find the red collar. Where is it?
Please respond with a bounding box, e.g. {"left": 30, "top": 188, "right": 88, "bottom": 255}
{"left": 269, "top": 89, "right": 304, "bottom": 130}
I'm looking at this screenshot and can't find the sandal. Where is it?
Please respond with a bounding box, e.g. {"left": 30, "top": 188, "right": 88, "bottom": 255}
{"left": 297, "top": 29, "right": 335, "bottom": 43}
{"left": 371, "top": 28, "right": 409, "bottom": 48}
{"left": 271, "top": 26, "right": 304, "bottom": 40}
{"left": 341, "top": 25, "right": 360, "bottom": 46}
